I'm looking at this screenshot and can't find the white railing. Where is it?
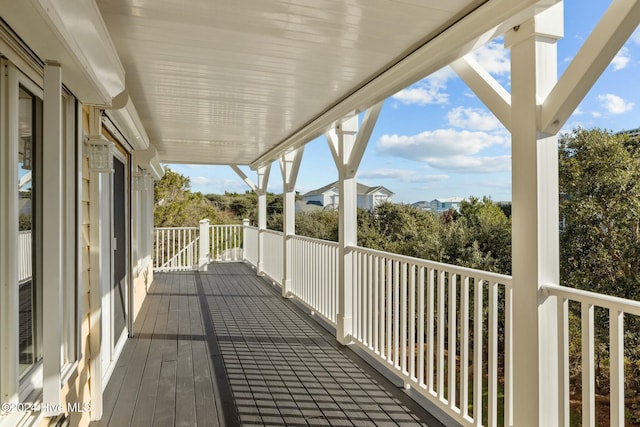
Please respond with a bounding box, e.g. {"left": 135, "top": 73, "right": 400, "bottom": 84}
{"left": 349, "top": 246, "right": 513, "bottom": 427}
{"left": 210, "top": 224, "right": 243, "bottom": 262}
{"left": 154, "top": 227, "right": 199, "bottom": 271}
{"left": 19, "top": 230, "right": 32, "bottom": 283}
{"left": 244, "top": 226, "right": 259, "bottom": 266}
{"left": 290, "top": 235, "right": 339, "bottom": 324}
{"left": 261, "top": 229, "right": 283, "bottom": 283}
{"left": 150, "top": 221, "right": 640, "bottom": 426}
{"left": 541, "top": 284, "right": 640, "bottom": 427}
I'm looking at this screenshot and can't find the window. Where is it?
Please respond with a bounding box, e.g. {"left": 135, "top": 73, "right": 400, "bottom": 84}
{"left": 17, "top": 85, "right": 43, "bottom": 378}
{"left": 1, "top": 59, "right": 79, "bottom": 405}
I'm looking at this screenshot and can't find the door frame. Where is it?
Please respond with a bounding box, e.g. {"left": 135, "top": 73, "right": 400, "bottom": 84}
{"left": 100, "top": 145, "right": 129, "bottom": 386}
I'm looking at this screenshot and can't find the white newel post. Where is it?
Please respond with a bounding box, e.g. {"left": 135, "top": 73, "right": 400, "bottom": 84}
{"left": 242, "top": 218, "right": 250, "bottom": 262}
{"left": 198, "top": 219, "right": 210, "bottom": 270}
{"left": 280, "top": 148, "right": 303, "bottom": 297}
{"left": 256, "top": 165, "right": 271, "bottom": 276}
{"left": 327, "top": 103, "right": 382, "bottom": 345}
{"left": 505, "top": 5, "right": 562, "bottom": 426}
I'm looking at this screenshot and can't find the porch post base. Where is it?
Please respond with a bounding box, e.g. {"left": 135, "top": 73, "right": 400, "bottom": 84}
{"left": 282, "top": 279, "right": 292, "bottom": 298}
{"left": 336, "top": 315, "right": 353, "bottom": 345}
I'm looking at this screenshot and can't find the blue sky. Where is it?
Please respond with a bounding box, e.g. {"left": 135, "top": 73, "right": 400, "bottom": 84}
{"left": 170, "top": 1, "right": 640, "bottom": 204}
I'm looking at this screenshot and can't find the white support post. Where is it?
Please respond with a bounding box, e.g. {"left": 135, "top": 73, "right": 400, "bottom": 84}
{"left": 199, "top": 219, "right": 210, "bottom": 270}
{"left": 280, "top": 148, "right": 304, "bottom": 297}
{"left": 327, "top": 102, "right": 382, "bottom": 345}
{"left": 42, "top": 62, "right": 63, "bottom": 415}
{"left": 256, "top": 165, "right": 271, "bottom": 276}
{"left": 230, "top": 165, "right": 257, "bottom": 192}
{"left": 242, "top": 218, "right": 250, "bottom": 262}
{"left": 505, "top": 4, "right": 562, "bottom": 426}
{"left": 451, "top": 56, "right": 512, "bottom": 131}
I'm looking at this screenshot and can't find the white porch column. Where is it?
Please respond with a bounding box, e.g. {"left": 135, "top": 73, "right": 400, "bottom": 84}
{"left": 42, "top": 62, "right": 63, "bottom": 415}
{"left": 327, "top": 103, "right": 382, "bottom": 345}
{"left": 242, "top": 218, "right": 250, "bottom": 262}
{"left": 280, "top": 148, "right": 303, "bottom": 297}
{"left": 256, "top": 165, "right": 271, "bottom": 276}
{"left": 505, "top": 5, "right": 562, "bottom": 426}
{"left": 198, "top": 219, "right": 210, "bottom": 270}
{"left": 331, "top": 116, "right": 358, "bottom": 345}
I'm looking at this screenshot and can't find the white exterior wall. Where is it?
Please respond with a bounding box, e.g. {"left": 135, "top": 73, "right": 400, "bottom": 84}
{"left": 357, "top": 194, "right": 371, "bottom": 210}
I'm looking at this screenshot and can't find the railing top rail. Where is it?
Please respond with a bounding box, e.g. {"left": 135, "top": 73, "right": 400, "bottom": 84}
{"left": 19, "top": 230, "right": 32, "bottom": 235}
{"left": 209, "top": 224, "right": 243, "bottom": 228}
{"left": 348, "top": 245, "right": 512, "bottom": 284}
{"left": 290, "top": 234, "right": 339, "bottom": 247}
{"left": 262, "top": 229, "right": 284, "bottom": 237}
{"left": 542, "top": 283, "right": 640, "bottom": 317}
{"left": 245, "top": 226, "right": 259, "bottom": 231}
{"left": 154, "top": 226, "right": 198, "bottom": 231}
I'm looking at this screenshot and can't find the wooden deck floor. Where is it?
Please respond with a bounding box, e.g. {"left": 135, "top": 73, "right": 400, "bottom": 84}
{"left": 92, "top": 263, "right": 443, "bottom": 427}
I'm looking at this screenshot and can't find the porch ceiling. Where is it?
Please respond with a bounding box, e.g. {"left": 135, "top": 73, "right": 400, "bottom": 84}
{"left": 96, "top": 0, "right": 558, "bottom": 168}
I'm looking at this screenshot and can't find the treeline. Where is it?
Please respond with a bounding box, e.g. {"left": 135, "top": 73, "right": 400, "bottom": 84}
{"left": 268, "top": 198, "right": 512, "bottom": 275}
{"left": 154, "top": 168, "right": 512, "bottom": 274}
{"left": 154, "top": 169, "right": 282, "bottom": 227}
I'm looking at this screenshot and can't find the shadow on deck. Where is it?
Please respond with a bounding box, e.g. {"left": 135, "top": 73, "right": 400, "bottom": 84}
{"left": 93, "top": 263, "right": 444, "bottom": 426}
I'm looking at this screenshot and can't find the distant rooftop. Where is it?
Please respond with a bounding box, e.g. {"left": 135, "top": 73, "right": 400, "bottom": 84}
{"left": 302, "top": 181, "right": 394, "bottom": 197}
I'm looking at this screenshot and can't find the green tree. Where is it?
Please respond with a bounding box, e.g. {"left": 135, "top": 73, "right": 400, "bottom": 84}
{"left": 559, "top": 128, "right": 640, "bottom": 410}
{"left": 154, "top": 168, "right": 230, "bottom": 227}
{"left": 456, "top": 197, "right": 512, "bottom": 274}
{"left": 296, "top": 210, "right": 339, "bottom": 241}
{"left": 559, "top": 128, "right": 640, "bottom": 300}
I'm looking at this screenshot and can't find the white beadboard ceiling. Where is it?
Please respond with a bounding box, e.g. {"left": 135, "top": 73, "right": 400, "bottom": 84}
{"left": 96, "top": 0, "right": 558, "bottom": 167}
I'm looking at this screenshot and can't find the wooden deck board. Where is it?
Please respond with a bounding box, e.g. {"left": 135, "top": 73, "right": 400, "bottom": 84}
{"left": 94, "top": 263, "right": 443, "bottom": 427}
{"left": 129, "top": 277, "right": 170, "bottom": 427}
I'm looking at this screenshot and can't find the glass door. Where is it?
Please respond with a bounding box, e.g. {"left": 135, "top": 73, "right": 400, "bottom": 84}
{"left": 17, "top": 85, "right": 42, "bottom": 378}
{"left": 112, "top": 155, "right": 127, "bottom": 349}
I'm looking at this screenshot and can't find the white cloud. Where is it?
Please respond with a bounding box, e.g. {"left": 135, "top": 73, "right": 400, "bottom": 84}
{"left": 426, "top": 155, "right": 511, "bottom": 173}
{"left": 392, "top": 67, "right": 454, "bottom": 105}
{"left": 597, "top": 93, "right": 634, "bottom": 114}
{"left": 470, "top": 39, "right": 510, "bottom": 76}
{"left": 591, "top": 111, "right": 602, "bottom": 118}
{"left": 447, "top": 107, "right": 502, "bottom": 131}
{"left": 376, "top": 128, "right": 510, "bottom": 174}
{"left": 377, "top": 129, "right": 505, "bottom": 161}
{"left": 611, "top": 47, "right": 630, "bottom": 71}
{"left": 358, "top": 168, "right": 448, "bottom": 183}
{"left": 191, "top": 176, "right": 212, "bottom": 185}
{"left": 392, "top": 86, "right": 448, "bottom": 105}
{"left": 358, "top": 169, "right": 415, "bottom": 180}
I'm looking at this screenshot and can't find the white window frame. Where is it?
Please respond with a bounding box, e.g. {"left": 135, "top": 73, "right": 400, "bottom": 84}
{"left": 60, "top": 91, "right": 80, "bottom": 382}
{"left": 0, "top": 59, "right": 80, "bottom": 419}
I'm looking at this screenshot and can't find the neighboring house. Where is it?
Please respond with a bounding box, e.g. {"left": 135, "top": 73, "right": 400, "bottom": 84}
{"left": 411, "top": 201, "right": 431, "bottom": 211}
{"left": 302, "top": 182, "right": 393, "bottom": 210}
{"left": 430, "top": 197, "right": 465, "bottom": 213}
{"left": 620, "top": 126, "right": 640, "bottom": 140}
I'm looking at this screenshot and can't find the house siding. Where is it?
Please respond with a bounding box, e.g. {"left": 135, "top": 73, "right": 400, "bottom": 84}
{"left": 59, "top": 153, "right": 92, "bottom": 426}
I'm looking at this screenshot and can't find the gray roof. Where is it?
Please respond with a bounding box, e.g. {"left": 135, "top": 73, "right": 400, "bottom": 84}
{"left": 302, "top": 181, "right": 394, "bottom": 197}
